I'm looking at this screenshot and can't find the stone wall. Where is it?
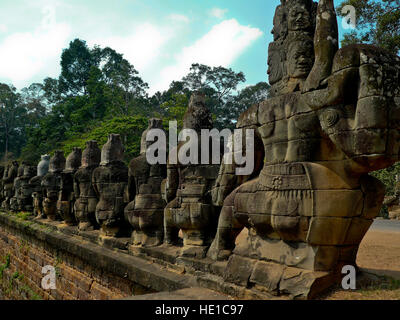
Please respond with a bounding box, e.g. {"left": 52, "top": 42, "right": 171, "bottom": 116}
{"left": 0, "top": 211, "right": 161, "bottom": 300}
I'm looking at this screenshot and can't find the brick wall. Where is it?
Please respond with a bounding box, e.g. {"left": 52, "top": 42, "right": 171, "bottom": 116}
{"left": 0, "top": 215, "right": 154, "bottom": 300}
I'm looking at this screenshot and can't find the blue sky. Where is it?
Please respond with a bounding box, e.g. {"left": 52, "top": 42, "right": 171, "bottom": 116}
{"left": 0, "top": 0, "right": 349, "bottom": 94}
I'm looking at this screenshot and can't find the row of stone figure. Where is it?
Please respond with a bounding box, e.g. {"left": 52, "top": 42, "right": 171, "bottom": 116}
{"left": 0, "top": 98, "right": 224, "bottom": 256}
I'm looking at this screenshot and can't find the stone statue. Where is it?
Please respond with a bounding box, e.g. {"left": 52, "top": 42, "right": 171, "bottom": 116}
{"left": 18, "top": 163, "right": 36, "bottom": 212}
{"left": 10, "top": 162, "right": 26, "bottom": 212}
{"left": 124, "top": 119, "right": 167, "bottom": 247}
{"left": 208, "top": 0, "right": 400, "bottom": 299}
{"left": 30, "top": 155, "right": 50, "bottom": 218}
{"left": 57, "top": 148, "right": 82, "bottom": 226}
{"left": 92, "top": 134, "right": 128, "bottom": 237}
{"left": 74, "top": 141, "right": 101, "bottom": 231}
{"left": 41, "top": 151, "right": 65, "bottom": 220}
{"left": 1, "top": 161, "right": 18, "bottom": 211}
{"left": 164, "top": 93, "right": 221, "bottom": 257}
{"left": 384, "top": 175, "right": 400, "bottom": 220}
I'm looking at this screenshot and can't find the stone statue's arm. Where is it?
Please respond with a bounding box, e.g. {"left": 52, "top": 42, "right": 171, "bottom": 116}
{"left": 73, "top": 174, "right": 80, "bottom": 199}
{"left": 125, "top": 168, "right": 136, "bottom": 203}
{"left": 91, "top": 171, "right": 100, "bottom": 199}
{"left": 166, "top": 163, "right": 179, "bottom": 203}
{"left": 303, "top": 0, "right": 338, "bottom": 92}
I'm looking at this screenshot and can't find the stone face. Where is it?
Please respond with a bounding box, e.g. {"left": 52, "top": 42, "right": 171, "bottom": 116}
{"left": 164, "top": 93, "right": 221, "bottom": 255}
{"left": 124, "top": 119, "right": 167, "bottom": 247}
{"left": 42, "top": 151, "right": 65, "bottom": 220}
{"left": 92, "top": 134, "right": 128, "bottom": 237}
{"left": 74, "top": 141, "right": 101, "bottom": 231}
{"left": 58, "top": 148, "right": 82, "bottom": 226}
{"left": 208, "top": 0, "right": 400, "bottom": 299}
{"left": 29, "top": 155, "right": 50, "bottom": 218}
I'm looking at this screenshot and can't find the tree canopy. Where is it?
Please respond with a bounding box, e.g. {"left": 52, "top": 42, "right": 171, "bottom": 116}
{"left": 1, "top": 38, "right": 269, "bottom": 165}
{"left": 337, "top": 0, "right": 400, "bottom": 55}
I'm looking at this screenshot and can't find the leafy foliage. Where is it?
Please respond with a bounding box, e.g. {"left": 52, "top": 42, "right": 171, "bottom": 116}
{"left": 337, "top": 0, "right": 400, "bottom": 55}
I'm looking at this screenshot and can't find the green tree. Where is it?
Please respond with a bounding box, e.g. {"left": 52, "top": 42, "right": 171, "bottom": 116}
{"left": 181, "top": 63, "right": 246, "bottom": 129}
{"left": 0, "top": 84, "right": 26, "bottom": 161}
{"left": 337, "top": 0, "right": 400, "bottom": 55}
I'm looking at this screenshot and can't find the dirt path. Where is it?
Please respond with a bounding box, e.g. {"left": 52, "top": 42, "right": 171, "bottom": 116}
{"left": 321, "top": 227, "right": 400, "bottom": 299}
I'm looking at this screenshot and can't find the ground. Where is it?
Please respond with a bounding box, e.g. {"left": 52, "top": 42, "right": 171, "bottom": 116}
{"left": 321, "top": 219, "right": 400, "bottom": 300}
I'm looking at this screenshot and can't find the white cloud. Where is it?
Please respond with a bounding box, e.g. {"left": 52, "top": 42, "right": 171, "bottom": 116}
{"left": 0, "top": 25, "right": 8, "bottom": 33}
{"left": 209, "top": 8, "right": 228, "bottom": 19}
{"left": 0, "top": 5, "right": 71, "bottom": 87}
{"left": 150, "top": 19, "right": 263, "bottom": 94}
{"left": 90, "top": 23, "right": 173, "bottom": 73}
{"left": 168, "top": 14, "right": 190, "bottom": 24}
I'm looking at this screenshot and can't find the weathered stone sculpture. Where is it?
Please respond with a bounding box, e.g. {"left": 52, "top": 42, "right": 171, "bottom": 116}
{"left": 92, "top": 134, "right": 128, "bottom": 237}
{"left": 10, "top": 162, "right": 26, "bottom": 212}
{"left": 18, "top": 163, "right": 36, "bottom": 212}
{"left": 1, "top": 161, "right": 18, "bottom": 211}
{"left": 30, "top": 155, "right": 50, "bottom": 218}
{"left": 208, "top": 0, "right": 400, "bottom": 299}
{"left": 164, "top": 93, "right": 221, "bottom": 257}
{"left": 42, "top": 151, "right": 65, "bottom": 220}
{"left": 57, "top": 148, "right": 82, "bottom": 226}
{"left": 74, "top": 141, "right": 101, "bottom": 231}
{"left": 124, "top": 119, "right": 167, "bottom": 247}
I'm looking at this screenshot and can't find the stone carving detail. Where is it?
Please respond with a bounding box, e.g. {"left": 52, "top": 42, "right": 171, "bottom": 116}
{"left": 164, "top": 93, "right": 221, "bottom": 257}
{"left": 30, "top": 155, "right": 50, "bottom": 218}
{"left": 92, "top": 134, "right": 128, "bottom": 237}
{"left": 124, "top": 119, "right": 167, "bottom": 247}
{"left": 208, "top": 0, "right": 400, "bottom": 299}
{"left": 1, "top": 161, "right": 18, "bottom": 211}
{"left": 41, "top": 151, "right": 65, "bottom": 220}
{"left": 10, "top": 162, "right": 26, "bottom": 212}
{"left": 58, "top": 148, "right": 82, "bottom": 226}
{"left": 74, "top": 141, "right": 101, "bottom": 231}
{"left": 17, "top": 163, "right": 36, "bottom": 212}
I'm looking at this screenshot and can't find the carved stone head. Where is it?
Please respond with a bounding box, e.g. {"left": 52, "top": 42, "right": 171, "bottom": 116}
{"left": 49, "top": 151, "right": 66, "bottom": 173}
{"left": 100, "top": 134, "right": 125, "bottom": 165}
{"left": 268, "top": 0, "right": 316, "bottom": 96}
{"left": 183, "top": 92, "right": 213, "bottom": 132}
{"left": 37, "top": 154, "right": 50, "bottom": 177}
{"left": 140, "top": 118, "right": 163, "bottom": 154}
{"left": 64, "top": 147, "right": 82, "bottom": 173}
{"left": 287, "top": 37, "right": 314, "bottom": 78}
{"left": 81, "top": 140, "right": 101, "bottom": 168}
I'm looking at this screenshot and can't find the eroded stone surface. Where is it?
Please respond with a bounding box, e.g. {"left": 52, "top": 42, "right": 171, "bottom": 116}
{"left": 208, "top": 0, "right": 400, "bottom": 299}
{"left": 124, "top": 119, "right": 167, "bottom": 247}
{"left": 74, "top": 141, "right": 101, "bottom": 231}
{"left": 92, "top": 134, "right": 128, "bottom": 237}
